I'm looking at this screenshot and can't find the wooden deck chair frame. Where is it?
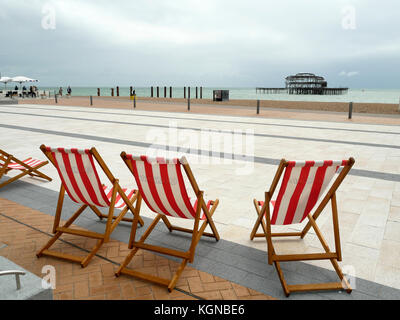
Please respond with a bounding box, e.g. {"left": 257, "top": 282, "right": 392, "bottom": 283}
{"left": 116, "top": 152, "right": 220, "bottom": 292}
{"left": 36, "top": 145, "right": 144, "bottom": 268}
{"left": 0, "top": 149, "right": 52, "bottom": 190}
{"left": 250, "top": 158, "right": 355, "bottom": 297}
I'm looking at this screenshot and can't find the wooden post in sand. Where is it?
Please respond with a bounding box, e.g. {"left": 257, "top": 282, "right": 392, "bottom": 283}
{"left": 164, "top": 86, "right": 167, "bottom": 98}
{"left": 196, "top": 87, "right": 198, "bottom": 99}
{"left": 170, "top": 86, "right": 172, "bottom": 98}
{"left": 157, "top": 86, "right": 159, "bottom": 98}
{"left": 188, "top": 98, "right": 190, "bottom": 111}
{"left": 111, "top": 88, "right": 114, "bottom": 97}
{"left": 188, "top": 87, "right": 191, "bottom": 100}
{"left": 90, "top": 95, "right": 93, "bottom": 106}
{"left": 116, "top": 86, "right": 120, "bottom": 97}
{"left": 184, "top": 87, "right": 186, "bottom": 99}
{"left": 55, "top": 94, "right": 58, "bottom": 104}
{"left": 257, "top": 100, "right": 260, "bottom": 114}
{"left": 200, "top": 87, "right": 203, "bottom": 99}
{"left": 97, "top": 88, "right": 100, "bottom": 96}
{"left": 348, "top": 102, "right": 353, "bottom": 119}
{"left": 151, "top": 87, "right": 154, "bottom": 97}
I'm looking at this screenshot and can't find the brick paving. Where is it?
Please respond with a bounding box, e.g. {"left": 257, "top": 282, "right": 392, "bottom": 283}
{"left": 0, "top": 198, "right": 275, "bottom": 300}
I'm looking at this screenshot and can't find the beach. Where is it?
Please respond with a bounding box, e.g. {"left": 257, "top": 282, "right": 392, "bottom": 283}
{"left": 20, "top": 96, "right": 400, "bottom": 125}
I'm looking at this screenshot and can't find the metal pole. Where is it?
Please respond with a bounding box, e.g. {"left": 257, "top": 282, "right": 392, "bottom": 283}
{"left": 90, "top": 95, "right": 93, "bottom": 106}
{"left": 257, "top": 99, "right": 260, "bottom": 114}
{"left": 348, "top": 102, "right": 353, "bottom": 119}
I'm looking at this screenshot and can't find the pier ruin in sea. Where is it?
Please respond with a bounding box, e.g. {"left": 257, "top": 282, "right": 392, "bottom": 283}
{"left": 257, "top": 73, "right": 348, "bottom": 95}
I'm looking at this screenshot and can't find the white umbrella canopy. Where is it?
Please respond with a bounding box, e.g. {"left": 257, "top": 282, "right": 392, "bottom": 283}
{"left": 12, "top": 76, "right": 39, "bottom": 85}
{"left": 0, "top": 76, "right": 13, "bottom": 89}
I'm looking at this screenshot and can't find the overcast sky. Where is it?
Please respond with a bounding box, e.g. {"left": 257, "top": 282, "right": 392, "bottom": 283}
{"left": 1, "top": 0, "right": 399, "bottom": 88}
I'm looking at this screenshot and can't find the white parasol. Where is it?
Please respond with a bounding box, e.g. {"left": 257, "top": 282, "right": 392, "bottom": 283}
{"left": 0, "top": 76, "right": 13, "bottom": 89}
{"left": 12, "top": 76, "right": 39, "bottom": 87}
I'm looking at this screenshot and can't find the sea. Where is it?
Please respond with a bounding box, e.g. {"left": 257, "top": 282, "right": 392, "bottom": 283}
{"left": 36, "top": 87, "right": 400, "bottom": 104}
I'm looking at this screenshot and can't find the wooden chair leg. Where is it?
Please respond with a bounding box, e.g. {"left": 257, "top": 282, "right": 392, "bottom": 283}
{"left": 118, "top": 214, "right": 162, "bottom": 275}
{"left": 250, "top": 200, "right": 267, "bottom": 240}
{"left": 52, "top": 185, "right": 65, "bottom": 233}
{"left": 161, "top": 215, "right": 173, "bottom": 232}
{"left": 0, "top": 157, "right": 12, "bottom": 180}
{"left": 201, "top": 199, "right": 220, "bottom": 241}
{"left": 81, "top": 239, "right": 105, "bottom": 267}
{"left": 89, "top": 205, "right": 104, "bottom": 220}
{"left": 0, "top": 168, "right": 34, "bottom": 189}
{"left": 37, "top": 204, "right": 88, "bottom": 258}
{"left": 168, "top": 259, "right": 188, "bottom": 292}
{"left": 274, "top": 261, "right": 290, "bottom": 297}
{"left": 270, "top": 213, "right": 352, "bottom": 296}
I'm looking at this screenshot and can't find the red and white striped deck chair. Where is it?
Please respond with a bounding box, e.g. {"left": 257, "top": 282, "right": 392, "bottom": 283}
{"left": 116, "top": 153, "right": 220, "bottom": 292}
{"left": 0, "top": 149, "right": 52, "bottom": 190}
{"left": 250, "top": 158, "right": 355, "bottom": 297}
{"left": 37, "top": 145, "right": 144, "bottom": 268}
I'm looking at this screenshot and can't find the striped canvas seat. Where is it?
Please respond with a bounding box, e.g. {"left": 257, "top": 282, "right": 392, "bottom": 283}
{"left": 46, "top": 147, "right": 135, "bottom": 209}
{"left": 37, "top": 145, "right": 142, "bottom": 268}
{"left": 124, "top": 155, "right": 211, "bottom": 220}
{"left": 6, "top": 158, "right": 47, "bottom": 170}
{"left": 250, "top": 158, "right": 355, "bottom": 297}
{"left": 264, "top": 160, "right": 348, "bottom": 226}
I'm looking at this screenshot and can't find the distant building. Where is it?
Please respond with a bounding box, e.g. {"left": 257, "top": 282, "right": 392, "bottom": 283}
{"left": 257, "top": 73, "right": 348, "bottom": 95}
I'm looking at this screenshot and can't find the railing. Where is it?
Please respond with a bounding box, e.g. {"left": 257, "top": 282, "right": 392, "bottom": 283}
{"left": 0, "top": 270, "right": 26, "bottom": 290}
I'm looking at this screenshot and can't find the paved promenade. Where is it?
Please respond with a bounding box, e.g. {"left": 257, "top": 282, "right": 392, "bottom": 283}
{"left": 1, "top": 103, "right": 400, "bottom": 299}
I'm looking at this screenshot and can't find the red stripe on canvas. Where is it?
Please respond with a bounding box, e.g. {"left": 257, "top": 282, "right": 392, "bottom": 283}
{"left": 175, "top": 163, "right": 196, "bottom": 218}
{"left": 159, "top": 164, "right": 188, "bottom": 218}
{"left": 271, "top": 165, "right": 293, "bottom": 225}
{"left": 74, "top": 151, "right": 103, "bottom": 206}
{"left": 283, "top": 164, "right": 312, "bottom": 225}
{"left": 130, "top": 159, "right": 158, "bottom": 213}
{"left": 143, "top": 161, "right": 173, "bottom": 217}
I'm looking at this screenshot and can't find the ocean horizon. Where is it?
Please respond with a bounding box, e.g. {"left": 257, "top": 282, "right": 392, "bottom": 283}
{"left": 34, "top": 87, "right": 400, "bottom": 104}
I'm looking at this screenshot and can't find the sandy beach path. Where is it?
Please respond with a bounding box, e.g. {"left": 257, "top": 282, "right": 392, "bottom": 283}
{"left": 19, "top": 96, "right": 400, "bottom": 125}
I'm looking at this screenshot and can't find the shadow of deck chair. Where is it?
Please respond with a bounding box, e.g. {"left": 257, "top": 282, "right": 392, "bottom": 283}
{"left": 250, "top": 158, "right": 355, "bottom": 297}
{"left": 36, "top": 145, "right": 144, "bottom": 268}
{"left": 0, "top": 149, "right": 52, "bottom": 190}
{"left": 116, "top": 153, "right": 220, "bottom": 292}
